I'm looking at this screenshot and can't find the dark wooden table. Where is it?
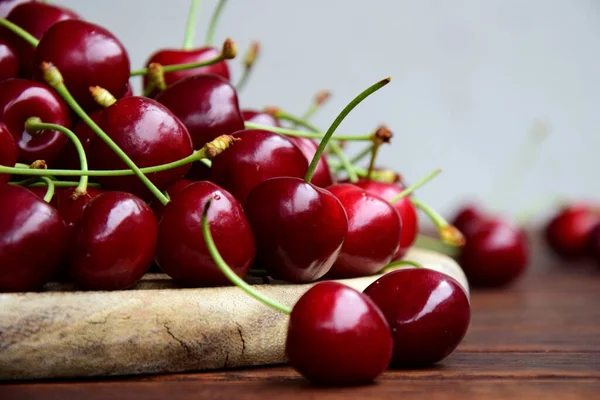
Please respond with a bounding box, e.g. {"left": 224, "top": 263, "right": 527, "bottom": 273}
{"left": 3, "top": 236, "right": 600, "bottom": 399}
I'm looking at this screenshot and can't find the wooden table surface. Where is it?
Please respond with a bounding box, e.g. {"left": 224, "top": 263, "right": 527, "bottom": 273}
{"left": 3, "top": 235, "right": 600, "bottom": 399}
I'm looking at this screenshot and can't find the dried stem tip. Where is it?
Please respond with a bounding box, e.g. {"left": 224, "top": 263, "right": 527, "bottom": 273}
{"left": 30, "top": 160, "right": 47, "bottom": 170}
{"left": 204, "top": 134, "right": 240, "bottom": 158}
{"left": 244, "top": 41, "right": 260, "bottom": 68}
{"left": 440, "top": 225, "right": 466, "bottom": 247}
{"left": 89, "top": 86, "right": 117, "bottom": 108}
{"left": 41, "top": 62, "right": 63, "bottom": 87}
{"left": 373, "top": 125, "right": 393, "bottom": 144}
{"left": 264, "top": 106, "right": 281, "bottom": 118}
{"left": 315, "top": 90, "right": 331, "bottom": 106}
{"left": 222, "top": 38, "right": 237, "bottom": 59}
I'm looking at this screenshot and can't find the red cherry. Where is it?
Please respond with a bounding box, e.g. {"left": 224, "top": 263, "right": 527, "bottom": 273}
{"left": 1, "top": 2, "right": 78, "bottom": 77}
{"left": 155, "top": 181, "right": 256, "bottom": 287}
{"left": 364, "top": 268, "right": 470, "bottom": 367}
{"left": 244, "top": 177, "right": 347, "bottom": 283}
{"left": 588, "top": 223, "right": 600, "bottom": 267}
{"left": 326, "top": 183, "right": 401, "bottom": 278}
{"left": 69, "top": 191, "right": 157, "bottom": 290}
{"left": 287, "top": 281, "right": 393, "bottom": 384}
{"left": 54, "top": 110, "right": 100, "bottom": 172}
{"left": 151, "top": 178, "right": 194, "bottom": 221}
{"left": 0, "top": 78, "right": 71, "bottom": 165}
{"left": 0, "top": 0, "right": 33, "bottom": 18}
{"left": 53, "top": 186, "right": 103, "bottom": 228}
{"left": 451, "top": 203, "right": 487, "bottom": 238}
{"left": 0, "top": 184, "right": 68, "bottom": 292}
{"left": 241, "top": 109, "right": 281, "bottom": 127}
{"left": 0, "top": 121, "right": 17, "bottom": 183}
{"left": 0, "top": 40, "right": 18, "bottom": 81}
{"left": 545, "top": 204, "right": 600, "bottom": 259}
{"left": 155, "top": 74, "right": 244, "bottom": 149}
{"left": 90, "top": 96, "right": 193, "bottom": 199}
{"left": 287, "top": 136, "right": 333, "bottom": 188}
{"left": 142, "top": 47, "right": 229, "bottom": 98}
{"left": 32, "top": 19, "right": 130, "bottom": 111}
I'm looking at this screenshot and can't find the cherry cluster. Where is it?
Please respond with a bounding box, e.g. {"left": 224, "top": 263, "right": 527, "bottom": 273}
{"left": 0, "top": 0, "right": 472, "bottom": 384}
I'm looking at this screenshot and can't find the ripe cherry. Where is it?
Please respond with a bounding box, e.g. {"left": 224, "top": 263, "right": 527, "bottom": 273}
{"left": 151, "top": 178, "right": 194, "bottom": 221}
{"left": 55, "top": 110, "right": 100, "bottom": 172}
{"left": 0, "top": 121, "right": 17, "bottom": 183}
{"left": 287, "top": 281, "right": 393, "bottom": 385}
{"left": 241, "top": 109, "right": 280, "bottom": 127}
{"left": 33, "top": 19, "right": 130, "bottom": 111}
{"left": 451, "top": 203, "right": 487, "bottom": 238}
{"left": 0, "top": 40, "right": 18, "bottom": 81}
{"left": 287, "top": 136, "right": 333, "bottom": 188}
{"left": 69, "top": 191, "right": 157, "bottom": 290}
{"left": 53, "top": 186, "right": 103, "bottom": 228}
{"left": 0, "top": 78, "right": 71, "bottom": 165}
{"left": 545, "top": 204, "right": 600, "bottom": 260}
{"left": 0, "top": 184, "right": 68, "bottom": 292}
{"left": 364, "top": 268, "right": 470, "bottom": 367}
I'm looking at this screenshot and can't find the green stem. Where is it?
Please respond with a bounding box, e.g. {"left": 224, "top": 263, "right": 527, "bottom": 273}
{"left": 183, "top": 0, "right": 201, "bottom": 49}
{"left": 205, "top": 0, "right": 228, "bottom": 46}
{"left": 11, "top": 180, "right": 102, "bottom": 189}
{"left": 366, "top": 142, "right": 381, "bottom": 180}
{"left": 131, "top": 53, "right": 225, "bottom": 76}
{"left": 411, "top": 197, "right": 465, "bottom": 247}
{"left": 275, "top": 112, "right": 320, "bottom": 132}
{"left": 336, "top": 143, "right": 373, "bottom": 173}
{"left": 0, "top": 18, "right": 39, "bottom": 47}
{"left": 235, "top": 67, "right": 251, "bottom": 91}
{"left": 39, "top": 176, "right": 55, "bottom": 203}
{"left": 202, "top": 200, "right": 291, "bottom": 314}
{"left": 200, "top": 158, "right": 212, "bottom": 167}
{"left": 301, "top": 103, "right": 319, "bottom": 122}
{"left": 380, "top": 259, "right": 424, "bottom": 273}
{"left": 389, "top": 169, "right": 441, "bottom": 203}
{"left": 414, "top": 234, "right": 461, "bottom": 258}
{"left": 329, "top": 141, "right": 358, "bottom": 182}
{"left": 243, "top": 122, "right": 372, "bottom": 141}
{"left": 304, "top": 78, "right": 391, "bottom": 183}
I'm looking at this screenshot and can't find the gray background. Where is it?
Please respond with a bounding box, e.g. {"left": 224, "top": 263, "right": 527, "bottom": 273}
{"left": 57, "top": 0, "right": 600, "bottom": 219}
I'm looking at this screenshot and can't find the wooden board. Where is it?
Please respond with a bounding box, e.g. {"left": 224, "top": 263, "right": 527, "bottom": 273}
{"left": 0, "top": 248, "right": 468, "bottom": 381}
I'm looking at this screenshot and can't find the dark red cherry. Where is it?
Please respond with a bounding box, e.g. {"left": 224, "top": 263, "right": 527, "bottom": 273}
{"left": 53, "top": 186, "right": 103, "bottom": 228}
{"left": 0, "top": 78, "right": 71, "bottom": 165}
{"left": 0, "top": 40, "right": 18, "bottom": 81}
{"left": 287, "top": 281, "right": 393, "bottom": 385}
{"left": 326, "top": 183, "right": 401, "bottom": 278}
{"left": 0, "top": 121, "right": 17, "bottom": 183}
{"left": 287, "top": 137, "right": 333, "bottom": 188}
{"left": 545, "top": 204, "right": 600, "bottom": 259}
{"left": 588, "top": 224, "right": 600, "bottom": 267}
{"left": 69, "top": 191, "right": 157, "bottom": 290}
{"left": 244, "top": 177, "right": 347, "bottom": 283}
{"left": 211, "top": 129, "right": 308, "bottom": 204}
{"left": 151, "top": 178, "right": 194, "bottom": 221}
{"left": 2, "top": 2, "right": 78, "bottom": 77}
{"left": 90, "top": 96, "right": 193, "bottom": 199}
{"left": 354, "top": 180, "right": 418, "bottom": 260}
{"left": 155, "top": 74, "right": 244, "bottom": 149}
{"left": 460, "top": 218, "right": 529, "bottom": 287}
{"left": 451, "top": 203, "right": 487, "bottom": 238}
{"left": 55, "top": 110, "right": 100, "bottom": 173}
{"left": 0, "top": 184, "right": 68, "bottom": 292}
{"left": 0, "top": 0, "right": 33, "bottom": 18}
{"left": 32, "top": 19, "right": 130, "bottom": 111}
{"left": 155, "top": 181, "right": 256, "bottom": 287}
{"left": 241, "top": 109, "right": 281, "bottom": 127}
{"left": 364, "top": 268, "right": 470, "bottom": 367}
{"left": 142, "top": 47, "right": 229, "bottom": 98}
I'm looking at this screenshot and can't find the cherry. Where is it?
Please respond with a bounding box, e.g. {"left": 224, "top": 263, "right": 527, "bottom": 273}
{"left": 286, "top": 281, "right": 393, "bottom": 385}
{"left": 545, "top": 204, "right": 600, "bottom": 260}
{"left": 0, "top": 39, "right": 18, "bottom": 81}
{"left": 69, "top": 191, "right": 157, "bottom": 290}
{"left": 151, "top": 178, "right": 194, "bottom": 221}
{"left": 0, "top": 184, "right": 68, "bottom": 292}
{"left": 155, "top": 181, "right": 255, "bottom": 287}
{"left": 363, "top": 268, "right": 470, "bottom": 367}
{"left": 55, "top": 110, "right": 100, "bottom": 172}
{"left": 588, "top": 223, "right": 600, "bottom": 267}
{"left": 0, "top": 78, "right": 71, "bottom": 165}
{"left": 0, "top": 0, "right": 32, "bottom": 18}
{"left": 241, "top": 109, "right": 280, "bottom": 127}
{"left": 53, "top": 186, "right": 103, "bottom": 228}
{"left": 211, "top": 129, "right": 308, "bottom": 204}
{"left": 0, "top": 121, "right": 17, "bottom": 183}
{"left": 155, "top": 74, "right": 244, "bottom": 149}
{"left": 1, "top": 2, "right": 78, "bottom": 77}
{"left": 287, "top": 136, "right": 333, "bottom": 188}
{"left": 451, "top": 203, "right": 487, "bottom": 238}
{"left": 32, "top": 19, "right": 130, "bottom": 111}
{"left": 325, "top": 183, "right": 401, "bottom": 278}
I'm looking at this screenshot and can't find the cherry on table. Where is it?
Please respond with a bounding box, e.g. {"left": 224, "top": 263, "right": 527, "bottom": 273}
{"left": 545, "top": 204, "right": 600, "bottom": 260}
{"left": 0, "top": 121, "right": 17, "bottom": 183}
{"left": 0, "top": 40, "right": 18, "bottom": 81}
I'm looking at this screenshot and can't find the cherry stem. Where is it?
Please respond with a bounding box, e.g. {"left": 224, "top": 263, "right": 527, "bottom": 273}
{"left": 380, "top": 259, "right": 424, "bottom": 273}
{"left": 305, "top": 78, "right": 391, "bottom": 183}
{"left": 235, "top": 41, "right": 259, "bottom": 91}
{"left": 39, "top": 176, "right": 55, "bottom": 203}
{"left": 300, "top": 90, "right": 331, "bottom": 122}
{"left": 349, "top": 143, "right": 374, "bottom": 167}
{"left": 10, "top": 180, "right": 101, "bottom": 189}
{"left": 243, "top": 122, "right": 372, "bottom": 141}
{"left": 183, "top": 0, "right": 201, "bottom": 50}
{"left": 205, "top": 0, "right": 228, "bottom": 46}
{"left": 24, "top": 117, "right": 89, "bottom": 197}
{"left": 329, "top": 141, "right": 358, "bottom": 182}
{"left": 389, "top": 169, "right": 441, "bottom": 203}
{"left": 89, "top": 86, "right": 117, "bottom": 108}
{"left": 414, "top": 234, "right": 461, "bottom": 258}
{"left": 202, "top": 200, "right": 292, "bottom": 315}
{"left": 0, "top": 18, "right": 39, "bottom": 47}
{"left": 143, "top": 63, "right": 167, "bottom": 96}
{"left": 411, "top": 197, "right": 465, "bottom": 247}
{"left": 366, "top": 142, "right": 381, "bottom": 180}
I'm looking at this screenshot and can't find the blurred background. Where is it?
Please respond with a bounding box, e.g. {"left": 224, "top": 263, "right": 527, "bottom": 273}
{"left": 58, "top": 0, "right": 600, "bottom": 218}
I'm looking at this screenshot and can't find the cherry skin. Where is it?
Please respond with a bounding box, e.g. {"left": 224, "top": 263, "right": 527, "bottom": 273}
{"left": 90, "top": 96, "right": 194, "bottom": 199}
{"left": 155, "top": 74, "right": 244, "bottom": 149}
{"left": 151, "top": 178, "right": 194, "bottom": 221}
{"left": 55, "top": 110, "right": 101, "bottom": 173}
{"left": 33, "top": 19, "right": 130, "bottom": 111}
{"left": 241, "top": 109, "right": 281, "bottom": 127}
{"left": 326, "top": 183, "right": 402, "bottom": 278}
{"left": 0, "top": 40, "right": 18, "bottom": 81}
{"left": 244, "top": 177, "right": 348, "bottom": 283}
{"left": 0, "top": 121, "right": 17, "bottom": 183}
{"left": 1, "top": 2, "right": 78, "bottom": 77}
{"left": 0, "top": 78, "right": 71, "bottom": 165}
{"left": 0, "top": 0, "right": 33, "bottom": 18}
{"left": 53, "top": 187, "right": 103, "bottom": 229}
{"left": 69, "top": 191, "right": 157, "bottom": 291}
{"left": 287, "top": 281, "right": 393, "bottom": 385}
{"left": 155, "top": 181, "right": 256, "bottom": 287}
{"left": 588, "top": 224, "right": 600, "bottom": 267}
{"left": 364, "top": 268, "right": 471, "bottom": 367}
{"left": 545, "top": 204, "right": 600, "bottom": 260}
{"left": 142, "top": 47, "right": 229, "bottom": 98}
{"left": 451, "top": 203, "right": 487, "bottom": 238}
{"left": 0, "top": 184, "right": 68, "bottom": 292}
{"left": 287, "top": 137, "right": 333, "bottom": 188}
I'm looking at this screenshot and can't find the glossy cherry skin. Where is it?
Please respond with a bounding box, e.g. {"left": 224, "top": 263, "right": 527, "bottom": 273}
{"left": 211, "top": 129, "right": 308, "bottom": 204}
{"left": 241, "top": 109, "right": 281, "bottom": 127}
{"left": 0, "top": 78, "right": 71, "bottom": 165}
{"left": 90, "top": 96, "right": 194, "bottom": 199}
{"left": 287, "top": 281, "right": 393, "bottom": 385}
{"left": 151, "top": 178, "right": 194, "bottom": 221}
{"left": 0, "top": 40, "right": 18, "bottom": 81}
{"left": 33, "top": 19, "right": 130, "bottom": 111}
{"left": 354, "top": 180, "right": 418, "bottom": 260}
{"left": 244, "top": 177, "right": 348, "bottom": 283}
{"left": 326, "top": 184, "right": 401, "bottom": 278}
{"left": 2, "top": 2, "right": 78, "bottom": 77}
{"left": 288, "top": 137, "right": 333, "bottom": 188}
{"left": 155, "top": 74, "right": 244, "bottom": 149}
{"left": 55, "top": 110, "right": 100, "bottom": 173}
{"left": 451, "top": 203, "right": 487, "bottom": 238}
{"left": 0, "top": 0, "right": 33, "bottom": 18}
{"left": 69, "top": 191, "right": 157, "bottom": 290}
{"left": 0, "top": 121, "right": 17, "bottom": 183}
{"left": 460, "top": 218, "right": 529, "bottom": 287}
{"left": 364, "top": 268, "right": 471, "bottom": 367}
{"left": 155, "top": 181, "right": 256, "bottom": 287}
{"left": 53, "top": 187, "right": 103, "bottom": 229}
{"left": 588, "top": 224, "right": 600, "bottom": 267}
{"left": 545, "top": 204, "right": 600, "bottom": 260}
{"left": 143, "top": 47, "right": 229, "bottom": 98}
{"left": 0, "top": 184, "right": 68, "bottom": 292}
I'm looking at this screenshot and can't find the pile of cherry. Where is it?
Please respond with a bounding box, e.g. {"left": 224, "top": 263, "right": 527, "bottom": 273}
{"left": 0, "top": 0, "right": 474, "bottom": 385}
